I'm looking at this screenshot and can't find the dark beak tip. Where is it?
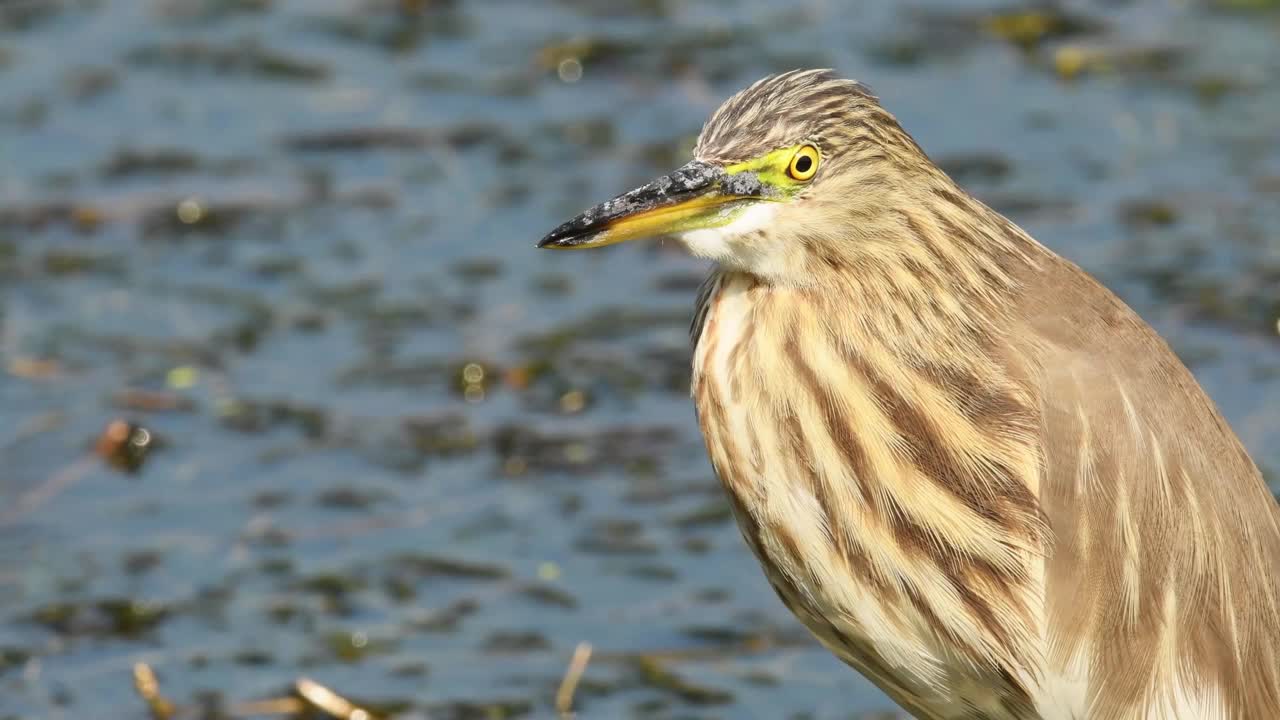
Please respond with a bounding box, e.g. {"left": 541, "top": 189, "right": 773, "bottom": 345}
{"left": 535, "top": 228, "right": 573, "bottom": 249}
{"left": 537, "top": 216, "right": 601, "bottom": 249}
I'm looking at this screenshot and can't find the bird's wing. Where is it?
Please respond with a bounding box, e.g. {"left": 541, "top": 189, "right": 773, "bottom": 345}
{"left": 1013, "top": 254, "right": 1280, "bottom": 718}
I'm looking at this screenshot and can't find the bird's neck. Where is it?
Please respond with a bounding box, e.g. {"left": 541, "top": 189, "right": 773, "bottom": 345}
{"left": 755, "top": 177, "right": 1045, "bottom": 362}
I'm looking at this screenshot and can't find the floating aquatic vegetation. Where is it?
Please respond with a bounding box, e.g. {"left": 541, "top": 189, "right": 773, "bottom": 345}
{"left": 100, "top": 148, "right": 201, "bottom": 178}
{"left": 981, "top": 8, "right": 1102, "bottom": 50}
{"left": 493, "top": 424, "right": 679, "bottom": 475}
{"left": 632, "top": 655, "right": 733, "bottom": 705}
{"left": 30, "top": 597, "right": 169, "bottom": 637}
{"left": 126, "top": 40, "right": 330, "bottom": 82}
{"left": 1118, "top": 199, "right": 1179, "bottom": 228}
{"left": 1051, "top": 41, "right": 1187, "bottom": 81}
{"left": 391, "top": 552, "right": 509, "bottom": 581}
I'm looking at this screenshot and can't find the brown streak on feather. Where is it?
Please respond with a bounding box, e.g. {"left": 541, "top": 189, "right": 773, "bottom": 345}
{"left": 783, "top": 332, "right": 875, "bottom": 509}
{"left": 849, "top": 348, "right": 1042, "bottom": 539}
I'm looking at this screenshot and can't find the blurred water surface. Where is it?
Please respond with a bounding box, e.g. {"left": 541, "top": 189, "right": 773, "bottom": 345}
{"left": 1, "top": 0, "right": 1278, "bottom": 717}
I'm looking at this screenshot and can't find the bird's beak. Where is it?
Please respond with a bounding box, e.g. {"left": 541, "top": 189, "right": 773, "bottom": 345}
{"left": 537, "top": 160, "right": 764, "bottom": 249}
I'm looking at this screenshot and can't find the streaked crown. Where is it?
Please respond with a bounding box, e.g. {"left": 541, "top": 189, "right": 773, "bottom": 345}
{"left": 694, "top": 69, "right": 883, "bottom": 164}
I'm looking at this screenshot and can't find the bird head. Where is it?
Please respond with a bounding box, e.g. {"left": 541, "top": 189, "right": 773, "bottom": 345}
{"left": 537, "top": 69, "right": 934, "bottom": 284}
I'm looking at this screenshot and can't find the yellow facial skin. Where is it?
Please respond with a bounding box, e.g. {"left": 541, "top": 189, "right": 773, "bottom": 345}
{"left": 724, "top": 143, "right": 820, "bottom": 190}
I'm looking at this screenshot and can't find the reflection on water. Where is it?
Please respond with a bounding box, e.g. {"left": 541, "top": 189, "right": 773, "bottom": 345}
{"left": 1, "top": 0, "right": 1278, "bottom": 717}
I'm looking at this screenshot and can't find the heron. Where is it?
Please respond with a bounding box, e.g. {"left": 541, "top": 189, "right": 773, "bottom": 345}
{"left": 537, "top": 69, "right": 1280, "bottom": 719}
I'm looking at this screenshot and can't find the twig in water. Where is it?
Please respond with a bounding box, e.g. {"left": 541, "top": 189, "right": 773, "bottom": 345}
{"left": 296, "top": 677, "right": 374, "bottom": 720}
{"left": 555, "top": 641, "right": 593, "bottom": 718}
{"left": 132, "top": 663, "right": 176, "bottom": 720}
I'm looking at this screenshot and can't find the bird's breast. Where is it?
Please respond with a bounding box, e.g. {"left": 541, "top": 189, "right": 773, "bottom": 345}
{"left": 689, "top": 271, "right": 1052, "bottom": 719}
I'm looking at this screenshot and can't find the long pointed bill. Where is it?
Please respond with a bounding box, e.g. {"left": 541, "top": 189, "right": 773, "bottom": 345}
{"left": 537, "top": 160, "right": 766, "bottom": 249}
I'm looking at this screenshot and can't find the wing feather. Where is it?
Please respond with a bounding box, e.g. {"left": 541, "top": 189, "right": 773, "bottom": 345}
{"left": 1012, "top": 255, "right": 1280, "bottom": 719}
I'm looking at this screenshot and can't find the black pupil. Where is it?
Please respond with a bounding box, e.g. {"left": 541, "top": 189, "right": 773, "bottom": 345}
{"left": 794, "top": 155, "right": 813, "bottom": 174}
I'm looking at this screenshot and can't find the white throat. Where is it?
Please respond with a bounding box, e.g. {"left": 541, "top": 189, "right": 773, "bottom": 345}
{"left": 677, "top": 203, "right": 781, "bottom": 274}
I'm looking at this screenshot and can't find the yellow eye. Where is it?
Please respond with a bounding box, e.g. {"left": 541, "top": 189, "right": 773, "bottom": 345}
{"left": 787, "top": 145, "right": 819, "bottom": 181}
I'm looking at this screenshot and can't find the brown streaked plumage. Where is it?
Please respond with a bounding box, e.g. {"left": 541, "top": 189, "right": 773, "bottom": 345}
{"left": 538, "top": 69, "right": 1280, "bottom": 719}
